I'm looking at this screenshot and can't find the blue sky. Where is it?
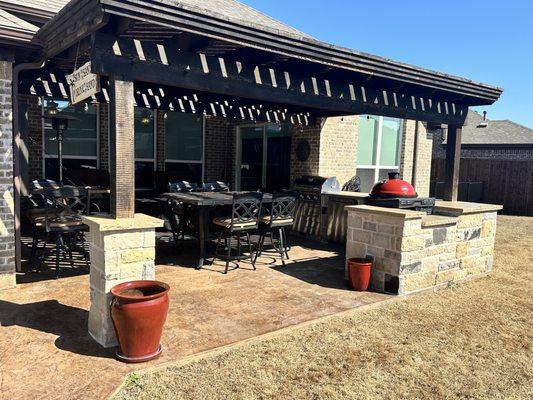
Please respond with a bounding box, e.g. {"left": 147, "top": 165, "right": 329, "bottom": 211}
{"left": 242, "top": 0, "right": 533, "bottom": 128}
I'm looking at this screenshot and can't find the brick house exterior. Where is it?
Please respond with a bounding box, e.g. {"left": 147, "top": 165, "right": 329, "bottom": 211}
{"left": 25, "top": 104, "right": 433, "bottom": 194}
{"left": 0, "top": 59, "right": 15, "bottom": 289}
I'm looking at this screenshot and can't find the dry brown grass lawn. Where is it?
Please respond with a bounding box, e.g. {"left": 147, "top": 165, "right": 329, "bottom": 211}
{"left": 114, "top": 216, "right": 533, "bottom": 400}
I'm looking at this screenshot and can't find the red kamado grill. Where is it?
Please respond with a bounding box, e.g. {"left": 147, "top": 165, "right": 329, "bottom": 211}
{"left": 365, "top": 172, "right": 435, "bottom": 214}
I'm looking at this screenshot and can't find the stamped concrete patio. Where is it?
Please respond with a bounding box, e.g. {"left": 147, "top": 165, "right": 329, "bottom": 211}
{"left": 0, "top": 236, "right": 390, "bottom": 400}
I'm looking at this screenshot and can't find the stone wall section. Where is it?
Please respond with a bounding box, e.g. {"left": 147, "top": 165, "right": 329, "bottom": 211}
{"left": 0, "top": 60, "right": 15, "bottom": 289}
{"left": 83, "top": 214, "right": 163, "bottom": 347}
{"left": 346, "top": 205, "right": 498, "bottom": 295}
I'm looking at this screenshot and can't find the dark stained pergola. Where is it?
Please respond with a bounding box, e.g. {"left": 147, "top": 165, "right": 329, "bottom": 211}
{"left": 19, "top": 0, "right": 503, "bottom": 220}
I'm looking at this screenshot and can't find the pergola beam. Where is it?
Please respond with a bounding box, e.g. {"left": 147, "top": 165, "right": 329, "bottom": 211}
{"left": 89, "top": 34, "right": 468, "bottom": 125}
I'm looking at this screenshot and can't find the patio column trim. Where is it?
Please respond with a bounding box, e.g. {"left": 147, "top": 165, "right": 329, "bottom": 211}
{"left": 443, "top": 125, "right": 462, "bottom": 201}
{"left": 108, "top": 76, "right": 135, "bottom": 218}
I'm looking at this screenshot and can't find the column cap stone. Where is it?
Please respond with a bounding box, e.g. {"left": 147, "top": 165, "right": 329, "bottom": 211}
{"left": 82, "top": 213, "right": 164, "bottom": 232}
{"left": 345, "top": 204, "right": 426, "bottom": 219}
{"left": 434, "top": 201, "right": 503, "bottom": 216}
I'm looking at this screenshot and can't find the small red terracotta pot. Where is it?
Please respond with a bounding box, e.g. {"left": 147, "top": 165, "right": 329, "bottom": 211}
{"left": 110, "top": 280, "right": 170, "bottom": 363}
{"left": 347, "top": 258, "right": 372, "bottom": 291}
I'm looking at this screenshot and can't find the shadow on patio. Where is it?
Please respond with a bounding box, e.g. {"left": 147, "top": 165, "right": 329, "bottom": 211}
{"left": 0, "top": 299, "right": 114, "bottom": 358}
{"left": 2, "top": 233, "right": 391, "bottom": 399}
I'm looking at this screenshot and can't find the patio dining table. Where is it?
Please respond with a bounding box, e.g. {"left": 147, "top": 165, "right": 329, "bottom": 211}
{"left": 162, "top": 191, "right": 272, "bottom": 269}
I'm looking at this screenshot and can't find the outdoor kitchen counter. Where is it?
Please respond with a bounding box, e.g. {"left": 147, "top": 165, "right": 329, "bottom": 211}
{"left": 345, "top": 201, "right": 502, "bottom": 295}
{"left": 434, "top": 200, "right": 503, "bottom": 216}
{"left": 323, "top": 191, "right": 370, "bottom": 200}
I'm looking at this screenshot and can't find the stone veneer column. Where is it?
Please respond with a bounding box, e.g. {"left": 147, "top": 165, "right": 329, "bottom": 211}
{"left": 82, "top": 214, "right": 164, "bottom": 347}
{"left": 0, "top": 59, "right": 15, "bottom": 290}
{"left": 345, "top": 202, "right": 501, "bottom": 295}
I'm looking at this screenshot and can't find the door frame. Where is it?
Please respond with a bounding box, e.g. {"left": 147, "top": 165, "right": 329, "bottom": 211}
{"left": 235, "top": 123, "right": 269, "bottom": 191}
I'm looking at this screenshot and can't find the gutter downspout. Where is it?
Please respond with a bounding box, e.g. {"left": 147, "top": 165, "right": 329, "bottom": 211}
{"left": 13, "top": 59, "right": 45, "bottom": 272}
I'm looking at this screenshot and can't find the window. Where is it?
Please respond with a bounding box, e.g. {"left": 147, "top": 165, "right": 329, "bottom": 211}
{"left": 134, "top": 108, "right": 156, "bottom": 188}
{"left": 165, "top": 112, "right": 204, "bottom": 184}
{"left": 356, "top": 116, "right": 402, "bottom": 192}
{"left": 43, "top": 99, "right": 98, "bottom": 180}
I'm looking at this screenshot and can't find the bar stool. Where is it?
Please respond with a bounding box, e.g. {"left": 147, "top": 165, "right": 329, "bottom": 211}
{"left": 254, "top": 191, "right": 297, "bottom": 266}
{"left": 212, "top": 192, "right": 263, "bottom": 274}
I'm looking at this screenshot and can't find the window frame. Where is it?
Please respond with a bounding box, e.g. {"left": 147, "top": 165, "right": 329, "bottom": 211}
{"left": 164, "top": 113, "right": 205, "bottom": 182}
{"left": 42, "top": 98, "right": 100, "bottom": 175}
{"left": 357, "top": 116, "right": 403, "bottom": 188}
{"left": 134, "top": 108, "right": 157, "bottom": 171}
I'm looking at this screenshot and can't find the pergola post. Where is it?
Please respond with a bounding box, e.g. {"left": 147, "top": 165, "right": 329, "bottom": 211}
{"left": 108, "top": 75, "right": 135, "bottom": 219}
{"left": 82, "top": 75, "right": 163, "bottom": 347}
{"left": 443, "top": 125, "right": 462, "bottom": 201}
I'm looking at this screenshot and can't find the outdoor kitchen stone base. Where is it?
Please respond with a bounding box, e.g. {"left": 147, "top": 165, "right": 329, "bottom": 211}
{"left": 82, "top": 213, "right": 164, "bottom": 347}
{"left": 345, "top": 201, "right": 502, "bottom": 295}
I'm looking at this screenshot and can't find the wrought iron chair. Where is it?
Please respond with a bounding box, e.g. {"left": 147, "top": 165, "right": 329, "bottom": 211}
{"left": 33, "top": 186, "right": 90, "bottom": 278}
{"left": 253, "top": 191, "right": 297, "bottom": 266}
{"left": 202, "top": 181, "right": 230, "bottom": 192}
{"left": 212, "top": 192, "right": 263, "bottom": 274}
{"left": 165, "top": 181, "right": 198, "bottom": 252}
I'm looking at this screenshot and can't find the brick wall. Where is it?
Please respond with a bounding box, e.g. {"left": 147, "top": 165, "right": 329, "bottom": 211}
{"left": 290, "top": 122, "right": 320, "bottom": 184}
{"left": 98, "top": 103, "right": 109, "bottom": 171}
{"left": 155, "top": 110, "right": 165, "bottom": 171}
{"left": 0, "top": 60, "right": 15, "bottom": 289}
{"left": 21, "top": 94, "right": 43, "bottom": 181}
{"left": 204, "top": 116, "right": 234, "bottom": 183}
{"left": 318, "top": 115, "right": 359, "bottom": 185}
{"left": 400, "top": 120, "right": 433, "bottom": 197}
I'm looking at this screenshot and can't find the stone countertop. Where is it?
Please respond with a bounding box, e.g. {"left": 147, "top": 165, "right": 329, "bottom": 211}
{"left": 434, "top": 201, "right": 503, "bottom": 216}
{"left": 82, "top": 213, "right": 164, "bottom": 231}
{"left": 323, "top": 191, "right": 369, "bottom": 199}
{"left": 345, "top": 204, "right": 427, "bottom": 219}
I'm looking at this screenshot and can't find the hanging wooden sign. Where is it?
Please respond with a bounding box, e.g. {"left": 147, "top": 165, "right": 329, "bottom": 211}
{"left": 66, "top": 61, "right": 100, "bottom": 104}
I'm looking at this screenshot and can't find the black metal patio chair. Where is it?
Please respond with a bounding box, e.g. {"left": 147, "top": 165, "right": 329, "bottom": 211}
{"left": 165, "top": 181, "right": 198, "bottom": 252}
{"left": 212, "top": 192, "right": 263, "bottom": 274}
{"left": 202, "top": 181, "right": 230, "bottom": 192}
{"left": 253, "top": 191, "right": 297, "bottom": 266}
{"left": 32, "top": 186, "right": 90, "bottom": 278}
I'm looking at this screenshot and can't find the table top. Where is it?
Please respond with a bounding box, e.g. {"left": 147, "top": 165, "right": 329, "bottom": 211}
{"left": 29, "top": 185, "right": 110, "bottom": 195}
{"left": 162, "top": 191, "right": 272, "bottom": 206}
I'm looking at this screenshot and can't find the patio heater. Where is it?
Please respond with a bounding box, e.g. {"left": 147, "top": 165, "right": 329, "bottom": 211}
{"left": 43, "top": 100, "right": 79, "bottom": 184}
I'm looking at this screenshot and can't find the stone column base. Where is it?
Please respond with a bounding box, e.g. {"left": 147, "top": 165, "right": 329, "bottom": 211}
{"left": 82, "top": 213, "right": 164, "bottom": 348}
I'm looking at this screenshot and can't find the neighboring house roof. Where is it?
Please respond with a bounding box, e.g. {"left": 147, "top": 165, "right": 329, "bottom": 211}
{"left": 446, "top": 110, "right": 533, "bottom": 146}
{"left": 0, "top": 9, "right": 38, "bottom": 45}
{"left": 171, "top": 0, "right": 313, "bottom": 39}
{"left": 0, "top": 0, "right": 70, "bottom": 26}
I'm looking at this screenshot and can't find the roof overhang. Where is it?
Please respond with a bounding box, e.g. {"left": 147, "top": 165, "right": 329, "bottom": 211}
{"left": 29, "top": 0, "right": 503, "bottom": 126}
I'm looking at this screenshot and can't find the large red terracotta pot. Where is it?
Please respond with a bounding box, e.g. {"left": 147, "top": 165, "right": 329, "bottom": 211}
{"left": 110, "top": 280, "right": 170, "bottom": 363}
{"left": 347, "top": 258, "right": 372, "bottom": 291}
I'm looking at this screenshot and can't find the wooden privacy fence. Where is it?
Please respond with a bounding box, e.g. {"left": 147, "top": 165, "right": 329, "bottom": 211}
{"left": 431, "top": 158, "right": 533, "bottom": 216}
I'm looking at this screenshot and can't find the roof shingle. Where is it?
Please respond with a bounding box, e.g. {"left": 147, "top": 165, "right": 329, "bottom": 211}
{"left": 455, "top": 110, "right": 533, "bottom": 145}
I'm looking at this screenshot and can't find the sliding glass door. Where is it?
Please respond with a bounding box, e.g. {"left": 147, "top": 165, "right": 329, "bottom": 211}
{"left": 237, "top": 124, "right": 292, "bottom": 192}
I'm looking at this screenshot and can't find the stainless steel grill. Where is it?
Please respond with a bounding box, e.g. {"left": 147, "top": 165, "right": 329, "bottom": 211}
{"left": 292, "top": 176, "right": 340, "bottom": 237}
